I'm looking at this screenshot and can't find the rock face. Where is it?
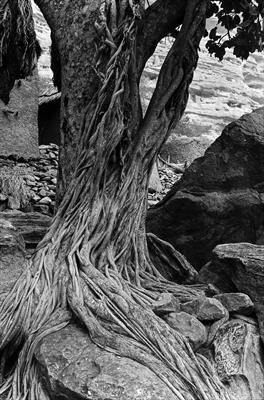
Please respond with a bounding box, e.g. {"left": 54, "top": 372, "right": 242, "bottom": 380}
{"left": 0, "top": 219, "right": 25, "bottom": 297}
{"left": 32, "top": 2, "right": 52, "bottom": 81}
{"left": 199, "top": 243, "right": 264, "bottom": 343}
{"left": 147, "top": 108, "right": 264, "bottom": 269}
{"left": 36, "top": 324, "right": 176, "bottom": 400}
{"left": 0, "top": 70, "right": 39, "bottom": 160}
{"left": 213, "top": 319, "right": 264, "bottom": 400}
{"left": 141, "top": 19, "right": 264, "bottom": 164}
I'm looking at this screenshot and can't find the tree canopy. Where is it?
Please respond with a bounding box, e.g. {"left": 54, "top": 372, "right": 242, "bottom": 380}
{"left": 205, "top": 0, "right": 264, "bottom": 60}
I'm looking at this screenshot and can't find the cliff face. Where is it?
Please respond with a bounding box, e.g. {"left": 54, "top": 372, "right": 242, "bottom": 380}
{"left": 32, "top": 2, "right": 52, "bottom": 82}
{"left": 141, "top": 30, "right": 264, "bottom": 162}
{"left": 32, "top": 4, "right": 264, "bottom": 160}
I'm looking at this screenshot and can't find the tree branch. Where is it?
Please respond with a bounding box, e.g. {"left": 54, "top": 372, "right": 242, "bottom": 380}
{"left": 136, "top": 0, "right": 187, "bottom": 76}
{"left": 135, "top": 0, "right": 207, "bottom": 163}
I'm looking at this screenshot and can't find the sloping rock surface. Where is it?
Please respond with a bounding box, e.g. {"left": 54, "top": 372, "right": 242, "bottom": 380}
{"left": 147, "top": 108, "right": 264, "bottom": 268}
{"left": 199, "top": 243, "right": 264, "bottom": 344}
{"left": 212, "top": 319, "right": 264, "bottom": 400}
{"left": 36, "top": 324, "right": 176, "bottom": 400}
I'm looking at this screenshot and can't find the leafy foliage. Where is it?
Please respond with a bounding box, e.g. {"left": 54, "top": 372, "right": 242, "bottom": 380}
{"left": 205, "top": 0, "right": 264, "bottom": 60}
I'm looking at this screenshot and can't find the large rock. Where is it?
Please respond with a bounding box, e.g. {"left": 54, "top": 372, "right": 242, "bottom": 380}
{"left": 213, "top": 319, "right": 264, "bottom": 400}
{"left": 200, "top": 243, "right": 264, "bottom": 343}
{"left": 164, "top": 311, "right": 207, "bottom": 350}
{"left": 214, "top": 293, "right": 254, "bottom": 316}
{"left": 36, "top": 324, "right": 176, "bottom": 400}
{"left": 147, "top": 108, "right": 264, "bottom": 269}
{"left": 0, "top": 210, "right": 51, "bottom": 248}
{"left": 181, "top": 297, "right": 227, "bottom": 321}
{"left": 0, "top": 219, "right": 25, "bottom": 296}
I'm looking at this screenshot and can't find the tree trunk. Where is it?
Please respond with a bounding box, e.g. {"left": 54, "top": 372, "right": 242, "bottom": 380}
{"left": 0, "top": 1, "right": 231, "bottom": 399}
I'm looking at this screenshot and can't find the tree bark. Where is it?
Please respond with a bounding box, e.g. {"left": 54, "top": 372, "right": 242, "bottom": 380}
{"left": 0, "top": 1, "right": 231, "bottom": 399}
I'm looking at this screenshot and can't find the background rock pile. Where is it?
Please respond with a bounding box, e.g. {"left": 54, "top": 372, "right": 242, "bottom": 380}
{"left": 0, "top": 144, "right": 58, "bottom": 215}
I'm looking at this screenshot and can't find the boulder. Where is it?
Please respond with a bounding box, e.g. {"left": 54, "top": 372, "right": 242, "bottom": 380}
{"left": 164, "top": 311, "right": 207, "bottom": 350}
{"left": 213, "top": 319, "right": 264, "bottom": 400}
{"left": 214, "top": 293, "right": 254, "bottom": 316}
{"left": 36, "top": 324, "right": 176, "bottom": 400}
{"left": 0, "top": 219, "right": 26, "bottom": 296}
{"left": 200, "top": 243, "right": 264, "bottom": 343}
{"left": 181, "top": 297, "right": 227, "bottom": 321}
{"left": 147, "top": 108, "right": 264, "bottom": 269}
{"left": 0, "top": 210, "right": 51, "bottom": 248}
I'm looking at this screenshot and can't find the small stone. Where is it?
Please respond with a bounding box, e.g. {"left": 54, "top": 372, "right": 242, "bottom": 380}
{"left": 0, "top": 194, "right": 7, "bottom": 202}
{"left": 181, "top": 297, "right": 227, "bottom": 321}
{"left": 49, "top": 152, "right": 57, "bottom": 159}
{"left": 23, "top": 174, "right": 35, "bottom": 181}
{"left": 26, "top": 180, "right": 36, "bottom": 187}
{"left": 7, "top": 197, "right": 20, "bottom": 210}
{"left": 32, "top": 195, "right": 41, "bottom": 202}
{"left": 39, "top": 197, "right": 52, "bottom": 205}
{"left": 39, "top": 189, "right": 47, "bottom": 197}
{"left": 214, "top": 293, "right": 254, "bottom": 316}
{"left": 152, "top": 293, "right": 180, "bottom": 316}
{"left": 48, "top": 169, "right": 57, "bottom": 177}
{"left": 47, "top": 190, "right": 56, "bottom": 198}
{"left": 164, "top": 312, "right": 207, "bottom": 350}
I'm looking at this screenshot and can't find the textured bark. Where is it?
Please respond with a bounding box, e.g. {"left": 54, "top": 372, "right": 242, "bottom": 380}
{"left": 0, "top": 2, "right": 232, "bottom": 400}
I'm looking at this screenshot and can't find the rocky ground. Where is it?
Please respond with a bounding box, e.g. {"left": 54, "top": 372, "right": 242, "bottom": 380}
{"left": 0, "top": 144, "right": 58, "bottom": 215}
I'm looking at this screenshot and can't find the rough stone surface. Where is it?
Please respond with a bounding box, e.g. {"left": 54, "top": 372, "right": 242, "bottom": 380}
{"left": 36, "top": 324, "right": 176, "bottom": 400}
{"left": 32, "top": 2, "right": 52, "bottom": 82}
{"left": 213, "top": 319, "right": 264, "bottom": 400}
{"left": 0, "top": 219, "right": 25, "bottom": 296}
{"left": 0, "top": 210, "right": 51, "bottom": 248}
{"left": 164, "top": 311, "right": 207, "bottom": 350}
{"left": 0, "top": 71, "right": 39, "bottom": 160}
{"left": 147, "top": 108, "right": 264, "bottom": 269}
{"left": 141, "top": 19, "right": 264, "bottom": 164}
{"left": 181, "top": 297, "right": 227, "bottom": 321}
{"left": 214, "top": 293, "right": 254, "bottom": 316}
{"left": 203, "top": 243, "right": 264, "bottom": 344}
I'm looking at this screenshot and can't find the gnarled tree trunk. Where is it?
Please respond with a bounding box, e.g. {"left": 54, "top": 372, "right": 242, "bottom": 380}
{"left": 0, "top": 1, "right": 231, "bottom": 399}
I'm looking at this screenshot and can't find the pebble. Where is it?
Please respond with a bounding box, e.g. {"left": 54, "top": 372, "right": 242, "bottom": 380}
{"left": 39, "top": 196, "right": 52, "bottom": 205}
